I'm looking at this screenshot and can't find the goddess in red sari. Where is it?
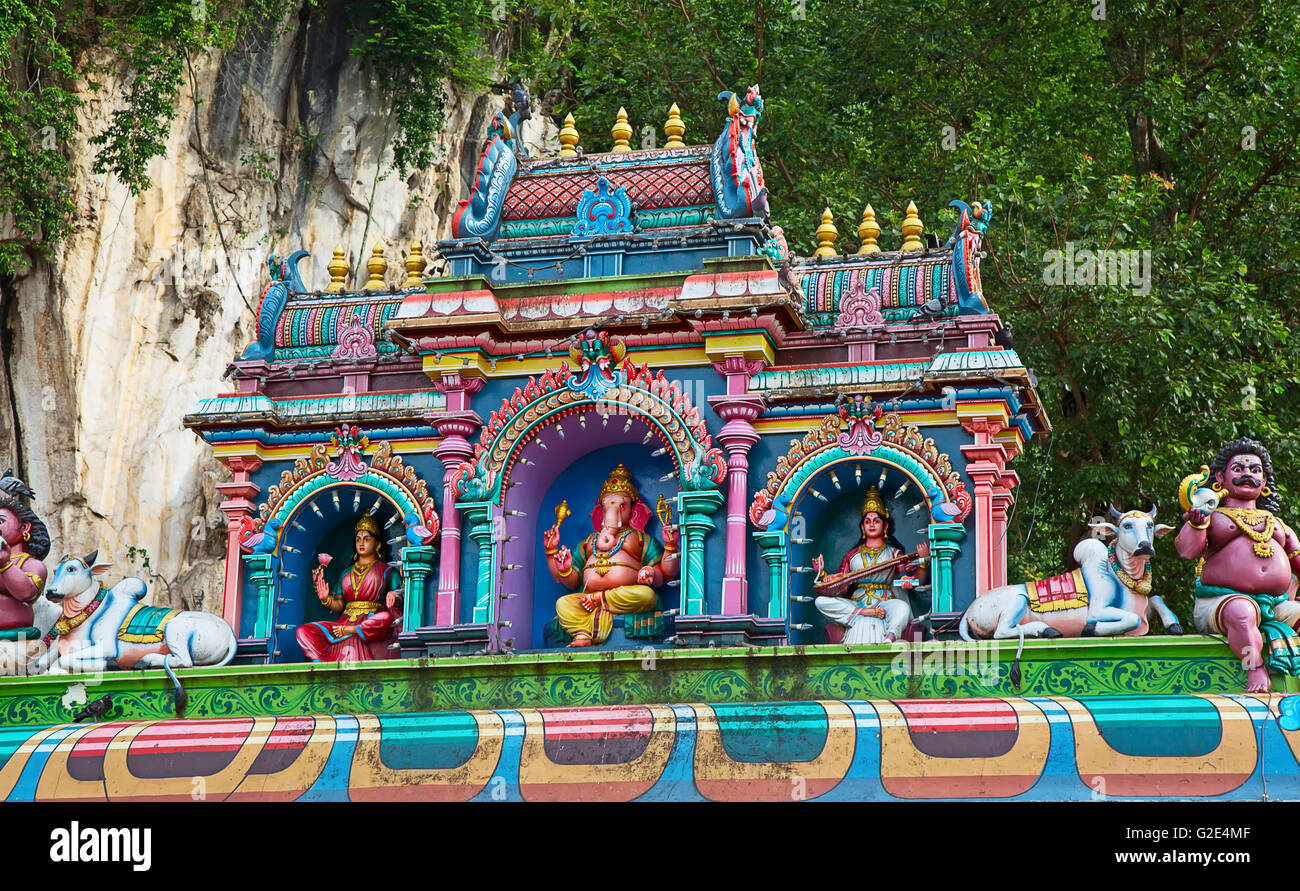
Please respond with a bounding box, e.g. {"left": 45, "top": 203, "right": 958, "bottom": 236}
{"left": 295, "top": 515, "right": 403, "bottom": 662}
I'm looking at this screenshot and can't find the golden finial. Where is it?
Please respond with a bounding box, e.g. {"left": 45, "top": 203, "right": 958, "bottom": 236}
{"left": 814, "top": 207, "right": 838, "bottom": 258}
{"left": 326, "top": 245, "right": 349, "bottom": 291}
{"left": 402, "top": 242, "right": 425, "bottom": 289}
{"left": 364, "top": 243, "right": 388, "bottom": 290}
{"left": 856, "top": 205, "right": 882, "bottom": 255}
{"left": 900, "top": 200, "right": 924, "bottom": 251}
{"left": 611, "top": 107, "right": 633, "bottom": 152}
{"left": 664, "top": 103, "right": 686, "bottom": 149}
{"left": 559, "top": 113, "right": 579, "bottom": 158}
{"left": 554, "top": 499, "right": 571, "bottom": 528}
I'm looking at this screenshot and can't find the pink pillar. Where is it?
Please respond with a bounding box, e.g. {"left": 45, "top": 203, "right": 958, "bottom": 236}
{"left": 215, "top": 455, "right": 262, "bottom": 633}
{"left": 961, "top": 417, "right": 1011, "bottom": 595}
{"left": 431, "top": 373, "right": 483, "bottom": 627}
{"left": 708, "top": 356, "right": 766, "bottom": 615}
{"left": 989, "top": 480, "right": 1018, "bottom": 589}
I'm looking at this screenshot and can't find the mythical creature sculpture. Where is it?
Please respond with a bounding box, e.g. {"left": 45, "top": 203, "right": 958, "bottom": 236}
{"left": 544, "top": 464, "right": 679, "bottom": 647}
{"left": 1176, "top": 438, "right": 1300, "bottom": 692}
{"left": 297, "top": 515, "right": 404, "bottom": 662}
{"left": 452, "top": 120, "right": 519, "bottom": 241}
{"left": 712, "top": 85, "right": 768, "bottom": 220}
{"left": 811, "top": 486, "right": 928, "bottom": 644}
{"left": 949, "top": 199, "right": 992, "bottom": 314}
{"left": 241, "top": 251, "right": 308, "bottom": 363}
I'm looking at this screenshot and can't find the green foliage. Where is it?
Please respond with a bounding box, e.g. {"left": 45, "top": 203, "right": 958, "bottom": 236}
{"left": 0, "top": 0, "right": 295, "bottom": 277}
{"left": 505, "top": 0, "right": 1300, "bottom": 614}
{"left": 346, "top": 0, "right": 499, "bottom": 173}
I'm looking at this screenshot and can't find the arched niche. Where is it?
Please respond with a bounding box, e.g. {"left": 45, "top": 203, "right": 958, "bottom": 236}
{"left": 452, "top": 334, "right": 726, "bottom": 649}
{"left": 242, "top": 431, "right": 440, "bottom": 662}
{"left": 750, "top": 406, "right": 971, "bottom": 641}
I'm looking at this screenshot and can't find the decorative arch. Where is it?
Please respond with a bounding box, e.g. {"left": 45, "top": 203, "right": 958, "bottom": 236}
{"left": 254, "top": 426, "right": 438, "bottom": 534}
{"left": 749, "top": 398, "right": 970, "bottom": 627}
{"left": 241, "top": 427, "right": 442, "bottom": 657}
{"left": 447, "top": 332, "right": 728, "bottom": 638}
{"left": 749, "top": 399, "right": 970, "bottom": 532}
{"left": 452, "top": 332, "right": 726, "bottom": 503}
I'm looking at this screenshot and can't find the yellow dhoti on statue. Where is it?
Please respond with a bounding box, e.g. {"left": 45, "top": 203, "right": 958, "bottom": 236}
{"left": 556, "top": 585, "right": 658, "bottom": 644}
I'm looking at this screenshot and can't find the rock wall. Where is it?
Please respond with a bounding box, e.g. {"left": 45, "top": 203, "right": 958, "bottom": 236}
{"left": 0, "top": 1, "right": 553, "bottom": 613}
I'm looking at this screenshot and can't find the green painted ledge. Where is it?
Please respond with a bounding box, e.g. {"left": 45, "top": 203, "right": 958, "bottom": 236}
{"left": 0, "top": 635, "right": 1270, "bottom": 726}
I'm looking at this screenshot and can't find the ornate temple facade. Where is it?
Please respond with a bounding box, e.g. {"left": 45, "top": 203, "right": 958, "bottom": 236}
{"left": 183, "top": 95, "right": 1049, "bottom": 663}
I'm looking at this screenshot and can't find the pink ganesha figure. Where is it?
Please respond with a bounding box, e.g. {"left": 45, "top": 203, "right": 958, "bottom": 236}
{"left": 1177, "top": 437, "right": 1300, "bottom": 692}
{"left": 296, "top": 515, "right": 403, "bottom": 662}
{"left": 544, "top": 463, "right": 679, "bottom": 647}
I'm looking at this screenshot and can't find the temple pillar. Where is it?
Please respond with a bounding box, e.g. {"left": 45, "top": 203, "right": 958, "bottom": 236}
{"left": 460, "top": 502, "right": 496, "bottom": 624}
{"left": 215, "top": 455, "right": 262, "bottom": 633}
{"left": 398, "top": 545, "right": 438, "bottom": 632}
{"left": 989, "top": 481, "right": 1018, "bottom": 589}
{"left": 753, "top": 530, "right": 789, "bottom": 620}
{"left": 676, "top": 490, "right": 725, "bottom": 615}
{"left": 707, "top": 389, "right": 765, "bottom": 615}
{"left": 430, "top": 372, "right": 484, "bottom": 626}
{"left": 927, "top": 522, "right": 966, "bottom": 613}
{"left": 961, "top": 416, "right": 1011, "bottom": 595}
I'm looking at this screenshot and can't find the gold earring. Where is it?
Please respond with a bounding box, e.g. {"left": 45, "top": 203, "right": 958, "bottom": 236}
{"left": 21, "top": 532, "right": 29, "bottom": 542}
{"left": 1261, "top": 486, "right": 1272, "bottom": 497}
{"left": 1212, "top": 481, "right": 1224, "bottom": 492}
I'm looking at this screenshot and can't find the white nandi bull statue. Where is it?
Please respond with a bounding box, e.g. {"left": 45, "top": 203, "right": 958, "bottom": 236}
{"left": 34, "top": 551, "right": 236, "bottom": 710}
{"left": 960, "top": 505, "right": 1182, "bottom": 641}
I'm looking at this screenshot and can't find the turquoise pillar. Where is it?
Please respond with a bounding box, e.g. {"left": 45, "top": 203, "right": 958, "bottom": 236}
{"left": 676, "top": 490, "right": 724, "bottom": 615}
{"left": 398, "top": 544, "right": 438, "bottom": 631}
{"left": 753, "top": 530, "right": 789, "bottom": 620}
{"left": 459, "top": 502, "right": 496, "bottom": 624}
{"left": 242, "top": 554, "right": 276, "bottom": 639}
{"left": 927, "top": 522, "right": 966, "bottom": 613}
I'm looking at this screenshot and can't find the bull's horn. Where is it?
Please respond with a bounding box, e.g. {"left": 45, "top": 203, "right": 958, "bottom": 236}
{"left": 57, "top": 554, "right": 69, "bottom": 565}
{"left": 82, "top": 549, "right": 98, "bottom": 567}
{"left": 1107, "top": 504, "right": 1123, "bottom": 523}
{"left": 1148, "top": 503, "right": 1158, "bottom": 519}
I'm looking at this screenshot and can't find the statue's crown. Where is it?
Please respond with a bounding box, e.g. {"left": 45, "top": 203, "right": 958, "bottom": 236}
{"left": 355, "top": 514, "right": 382, "bottom": 538}
{"left": 861, "top": 485, "right": 890, "bottom": 519}
{"left": 599, "top": 463, "right": 639, "bottom": 501}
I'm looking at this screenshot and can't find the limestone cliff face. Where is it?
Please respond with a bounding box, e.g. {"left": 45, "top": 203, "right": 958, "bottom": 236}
{"left": 0, "top": 1, "right": 553, "bottom": 612}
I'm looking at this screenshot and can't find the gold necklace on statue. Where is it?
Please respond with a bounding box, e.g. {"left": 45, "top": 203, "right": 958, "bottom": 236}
{"left": 1218, "top": 507, "right": 1276, "bottom": 558}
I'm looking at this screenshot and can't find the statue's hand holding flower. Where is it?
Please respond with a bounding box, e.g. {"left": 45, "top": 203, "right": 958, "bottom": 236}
{"left": 553, "top": 545, "right": 572, "bottom": 575}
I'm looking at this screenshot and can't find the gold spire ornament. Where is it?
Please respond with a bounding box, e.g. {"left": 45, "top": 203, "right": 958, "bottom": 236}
{"left": 403, "top": 242, "right": 426, "bottom": 289}
{"left": 664, "top": 103, "right": 686, "bottom": 148}
{"left": 856, "top": 204, "right": 882, "bottom": 255}
{"left": 364, "top": 243, "right": 388, "bottom": 290}
{"left": 555, "top": 499, "right": 571, "bottom": 528}
{"left": 814, "top": 207, "right": 838, "bottom": 257}
{"left": 611, "top": 107, "right": 633, "bottom": 152}
{"left": 899, "top": 200, "right": 924, "bottom": 251}
{"left": 559, "top": 113, "right": 580, "bottom": 158}
{"left": 326, "top": 245, "right": 349, "bottom": 291}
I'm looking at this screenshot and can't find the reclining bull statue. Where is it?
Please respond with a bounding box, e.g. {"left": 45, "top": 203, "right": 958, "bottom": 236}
{"left": 960, "top": 505, "right": 1182, "bottom": 642}
{"left": 34, "top": 551, "right": 236, "bottom": 712}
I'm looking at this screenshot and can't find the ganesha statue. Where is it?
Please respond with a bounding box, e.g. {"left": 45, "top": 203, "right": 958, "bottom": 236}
{"left": 1176, "top": 437, "right": 1300, "bottom": 692}
{"left": 544, "top": 463, "right": 679, "bottom": 647}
